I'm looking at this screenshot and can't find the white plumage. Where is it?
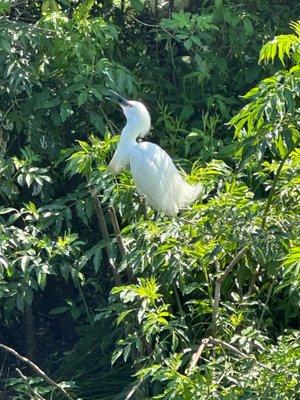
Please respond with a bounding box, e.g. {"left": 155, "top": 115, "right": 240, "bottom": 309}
{"left": 107, "top": 95, "right": 201, "bottom": 217}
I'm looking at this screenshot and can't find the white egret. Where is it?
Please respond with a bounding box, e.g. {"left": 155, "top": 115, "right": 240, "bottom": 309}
{"left": 107, "top": 91, "right": 201, "bottom": 217}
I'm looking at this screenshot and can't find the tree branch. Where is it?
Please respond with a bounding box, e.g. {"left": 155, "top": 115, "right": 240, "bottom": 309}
{"left": 108, "top": 205, "right": 133, "bottom": 281}
{"left": 211, "top": 246, "right": 248, "bottom": 335}
{"left": 188, "top": 338, "right": 210, "bottom": 372}
{"left": 16, "top": 368, "right": 45, "bottom": 400}
{"left": 188, "top": 337, "right": 274, "bottom": 374}
{"left": 208, "top": 337, "right": 274, "bottom": 372}
{"left": 0, "top": 343, "right": 74, "bottom": 400}
{"left": 108, "top": 205, "right": 126, "bottom": 257}
{"left": 125, "top": 377, "right": 146, "bottom": 400}
{"left": 92, "top": 192, "right": 121, "bottom": 285}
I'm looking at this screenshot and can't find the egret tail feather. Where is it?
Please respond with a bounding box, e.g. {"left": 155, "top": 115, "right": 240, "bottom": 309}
{"left": 176, "top": 179, "right": 202, "bottom": 209}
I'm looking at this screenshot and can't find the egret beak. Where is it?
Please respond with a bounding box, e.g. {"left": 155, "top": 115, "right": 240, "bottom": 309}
{"left": 106, "top": 90, "right": 131, "bottom": 107}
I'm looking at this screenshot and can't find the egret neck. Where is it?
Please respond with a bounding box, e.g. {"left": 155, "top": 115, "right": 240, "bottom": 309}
{"left": 108, "top": 103, "right": 151, "bottom": 172}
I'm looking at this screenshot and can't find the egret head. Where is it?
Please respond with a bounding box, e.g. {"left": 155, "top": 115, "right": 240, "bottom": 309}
{"left": 107, "top": 90, "right": 151, "bottom": 138}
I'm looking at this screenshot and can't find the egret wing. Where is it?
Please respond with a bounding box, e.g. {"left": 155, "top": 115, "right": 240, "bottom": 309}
{"left": 130, "top": 142, "right": 200, "bottom": 216}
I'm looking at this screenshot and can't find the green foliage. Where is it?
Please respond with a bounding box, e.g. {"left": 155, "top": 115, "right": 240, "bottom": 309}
{"left": 0, "top": 2, "right": 300, "bottom": 400}
{"left": 259, "top": 21, "right": 300, "bottom": 65}
{"left": 230, "top": 20, "right": 300, "bottom": 167}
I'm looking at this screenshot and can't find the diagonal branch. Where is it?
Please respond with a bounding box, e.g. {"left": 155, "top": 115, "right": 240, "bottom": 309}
{"left": 208, "top": 337, "right": 274, "bottom": 372}
{"left": 0, "top": 343, "right": 74, "bottom": 400}
{"left": 16, "top": 368, "right": 46, "bottom": 400}
{"left": 108, "top": 205, "right": 133, "bottom": 281}
{"left": 92, "top": 192, "right": 121, "bottom": 285}
{"left": 125, "top": 377, "right": 146, "bottom": 400}
{"left": 108, "top": 205, "right": 126, "bottom": 257}
{"left": 188, "top": 337, "right": 274, "bottom": 374}
{"left": 188, "top": 338, "right": 210, "bottom": 373}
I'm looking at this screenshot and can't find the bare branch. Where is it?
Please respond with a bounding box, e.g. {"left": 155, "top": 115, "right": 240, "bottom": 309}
{"left": 16, "top": 368, "right": 45, "bottom": 400}
{"left": 108, "top": 205, "right": 133, "bottom": 281}
{"left": 92, "top": 192, "right": 110, "bottom": 240}
{"left": 257, "top": 278, "right": 275, "bottom": 330}
{"left": 222, "top": 246, "right": 248, "bottom": 282}
{"left": 0, "top": 343, "right": 74, "bottom": 400}
{"left": 211, "top": 246, "right": 248, "bottom": 335}
{"left": 108, "top": 205, "right": 126, "bottom": 257}
{"left": 188, "top": 338, "right": 210, "bottom": 372}
{"left": 211, "top": 277, "right": 221, "bottom": 336}
{"left": 208, "top": 337, "right": 274, "bottom": 373}
{"left": 92, "top": 192, "right": 121, "bottom": 285}
{"left": 125, "top": 377, "right": 146, "bottom": 400}
{"left": 188, "top": 337, "right": 274, "bottom": 373}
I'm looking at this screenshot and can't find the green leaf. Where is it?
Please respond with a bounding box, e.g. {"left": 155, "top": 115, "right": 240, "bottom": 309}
{"left": 93, "top": 249, "right": 102, "bottom": 273}
{"left": 21, "top": 255, "right": 30, "bottom": 272}
{"left": 40, "top": 98, "right": 61, "bottom": 109}
{"left": 78, "top": 91, "right": 88, "bottom": 107}
{"left": 184, "top": 39, "right": 193, "bottom": 51}
{"left": 180, "top": 105, "right": 194, "bottom": 121}
{"left": 0, "top": 0, "right": 11, "bottom": 15}
{"left": 49, "top": 306, "right": 69, "bottom": 315}
{"left": 130, "top": 0, "right": 144, "bottom": 12}
{"left": 89, "top": 111, "right": 104, "bottom": 132}
{"left": 111, "top": 349, "right": 123, "bottom": 365}
{"left": 25, "top": 173, "right": 34, "bottom": 188}
{"left": 70, "top": 308, "right": 81, "bottom": 319}
{"left": 243, "top": 18, "right": 253, "bottom": 36}
{"left": 0, "top": 207, "right": 16, "bottom": 215}
{"left": 16, "top": 294, "right": 25, "bottom": 311}
{"left": 60, "top": 102, "right": 73, "bottom": 123}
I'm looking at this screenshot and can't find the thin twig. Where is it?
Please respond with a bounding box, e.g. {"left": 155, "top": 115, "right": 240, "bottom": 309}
{"left": 209, "top": 337, "right": 274, "bottom": 372}
{"left": 0, "top": 343, "right": 74, "bottom": 400}
{"left": 250, "top": 143, "right": 298, "bottom": 294}
{"left": 211, "top": 278, "right": 221, "bottom": 336}
{"left": 131, "top": 15, "right": 158, "bottom": 28}
{"left": 16, "top": 368, "right": 46, "bottom": 400}
{"left": 92, "top": 192, "right": 110, "bottom": 240}
{"left": 247, "top": 264, "right": 261, "bottom": 296}
{"left": 108, "top": 205, "right": 126, "bottom": 257}
{"left": 1, "top": 16, "right": 56, "bottom": 34}
{"left": 169, "top": 0, "right": 175, "bottom": 17}
{"left": 125, "top": 377, "right": 146, "bottom": 400}
{"left": 99, "top": 107, "right": 116, "bottom": 136}
{"left": 257, "top": 278, "right": 275, "bottom": 330}
{"left": 24, "top": 305, "right": 37, "bottom": 361}
{"left": 75, "top": 277, "right": 93, "bottom": 326}
{"left": 222, "top": 246, "right": 248, "bottom": 281}
{"left": 188, "top": 337, "right": 274, "bottom": 373}
{"left": 92, "top": 192, "right": 121, "bottom": 285}
{"left": 108, "top": 205, "right": 133, "bottom": 281}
